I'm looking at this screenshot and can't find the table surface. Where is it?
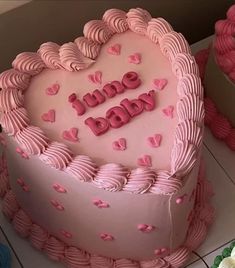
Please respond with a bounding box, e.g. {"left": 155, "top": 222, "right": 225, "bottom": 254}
{"left": 1, "top": 35, "right": 235, "bottom": 268}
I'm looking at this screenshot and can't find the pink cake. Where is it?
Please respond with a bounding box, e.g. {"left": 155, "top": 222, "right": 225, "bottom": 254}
{"left": 0, "top": 8, "right": 214, "bottom": 268}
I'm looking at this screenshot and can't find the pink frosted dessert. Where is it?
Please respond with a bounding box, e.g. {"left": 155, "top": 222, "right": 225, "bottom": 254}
{"left": 0, "top": 8, "right": 213, "bottom": 268}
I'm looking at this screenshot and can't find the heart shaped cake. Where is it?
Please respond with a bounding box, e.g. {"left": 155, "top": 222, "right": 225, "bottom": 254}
{"left": 0, "top": 7, "right": 213, "bottom": 268}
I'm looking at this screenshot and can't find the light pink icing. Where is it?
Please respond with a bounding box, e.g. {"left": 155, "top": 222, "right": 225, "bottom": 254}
{"left": 75, "top": 36, "right": 101, "bottom": 59}
{"left": 12, "top": 209, "right": 32, "bottom": 237}
{"left": 12, "top": 52, "right": 45, "bottom": 76}
{"left": 64, "top": 247, "right": 90, "bottom": 267}
{"left": 177, "top": 74, "right": 203, "bottom": 98}
{"left": 2, "top": 190, "right": 19, "bottom": 219}
{"left": 59, "top": 42, "right": 94, "bottom": 71}
{"left": 83, "top": 20, "right": 113, "bottom": 44}
{"left": 30, "top": 224, "right": 49, "bottom": 250}
{"left": 92, "top": 163, "right": 128, "bottom": 192}
{"left": 0, "top": 107, "right": 29, "bottom": 135}
{"left": 103, "top": 9, "right": 128, "bottom": 33}
{"left": 39, "top": 142, "right": 73, "bottom": 170}
{"left": 147, "top": 18, "right": 173, "bottom": 44}
{"left": 0, "top": 69, "right": 30, "bottom": 91}
{"left": 66, "top": 155, "right": 97, "bottom": 182}
{"left": 38, "top": 42, "right": 63, "bottom": 69}
{"left": 15, "top": 126, "right": 48, "bottom": 155}
{"left": 123, "top": 168, "right": 155, "bottom": 194}
{"left": 0, "top": 88, "right": 24, "bottom": 112}
{"left": 126, "top": 8, "right": 151, "bottom": 35}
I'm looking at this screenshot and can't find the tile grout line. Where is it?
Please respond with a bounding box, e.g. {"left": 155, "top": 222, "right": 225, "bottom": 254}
{"left": 0, "top": 225, "right": 24, "bottom": 268}
{"left": 203, "top": 142, "right": 235, "bottom": 186}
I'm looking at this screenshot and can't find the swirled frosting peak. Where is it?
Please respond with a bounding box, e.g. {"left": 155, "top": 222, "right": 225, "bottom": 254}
{"left": 75, "top": 36, "right": 101, "bottom": 59}
{"left": 0, "top": 88, "right": 24, "bottom": 112}
{"left": 65, "top": 247, "right": 90, "bottom": 267}
{"left": 15, "top": 126, "right": 49, "bottom": 155}
{"left": 66, "top": 155, "right": 97, "bottom": 182}
{"left": 83, "top": 20, "right": 113, "bottom": 44}
{"left": 147, "top": 18, "right": 173, "bottom": 44}
{"left": 12, "top": 52, "right": 45, "bottom": 76}
{"left": 38, "top": 42, "right": 63, "bottom": 69}
{"left": 59, "top": 42, "right": 94, "bottom": 71}
{"left": 103, "top": 9, "right": 128, "bottom": 33}
{"left": 0, "top": 69, "right": 30, "bottom": 91}
{"left": 92, "top": 163, "right": 128, "bottom": 192}
{"left": 127, "top": 8, "right": 152, "bottom": 35}
{"left": 30, "top": 224, "right": 49, "bottom": 250}
{"left": 39, "top": 142, "right": 73, "bottom": 170}
{"left": 123, "top": 168, "right": 156, "bottom": 193}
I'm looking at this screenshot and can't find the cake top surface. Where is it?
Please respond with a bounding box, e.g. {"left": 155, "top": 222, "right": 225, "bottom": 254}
{"left": 0, "top": 8, "right": 203, "bottom": 194}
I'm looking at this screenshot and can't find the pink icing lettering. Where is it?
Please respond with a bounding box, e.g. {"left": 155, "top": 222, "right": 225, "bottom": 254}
{"left": 137, "top": 224, "right": 156, "bottom": 233}
{"left": 100, "top": 233, "right": 114, "bottom": 241}
{"left": 112, "top": 138, "right": 126, "bottom": 151}
{"left": 147, "top": 134, "right": 162, "bottom": 148}
{"left": 62, "top": 127, "right": 79, "bottom": 142}
{"left": 128, "top": 53, "right": 141, "bottom": 64}
{"left": 107, "top": 44, "right": 121, "bottom": 55}
{"left": 85, "top": 117, "right": 109, "bottom": 136}
{"left": 138, "top": 90, "right": 156, "bottom": 111}
{"left": 103, "top": 81, "right": 126, "bottom": 98}
{"left": 106, "top": 106, "right": 130, "bottom": 128}
{"left": 93, "top": 199, "right": 110, "bottom": 209}
{"left": 121, "top": 98, "right": 144, "bottom": 117}
{"left": 122, "top": 71, "right": 141, "bottom": 89}
{"left": 137, "top": 155, "right": 152, "bottom": 167}
{"left": 72, "top": 99, "right": 86, "bottom": 116}
{"left": 83, "top": 90, "right": 105, "bottom": 107}
{"left": 53, "top": 183, "right": 67, "bottom": 193}
{"left": 41, "top": 109, "right": 55, "bottom": 123}
{"left": 68, "top": 93, "right": 77, "bottom": 103}
{"left": 153, "top": 79, "right": 168, "bottom": 90}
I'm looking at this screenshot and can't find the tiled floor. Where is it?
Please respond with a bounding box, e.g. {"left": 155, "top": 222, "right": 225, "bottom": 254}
{"left": 1, "top": 37, "right": 235, "bottom": 268}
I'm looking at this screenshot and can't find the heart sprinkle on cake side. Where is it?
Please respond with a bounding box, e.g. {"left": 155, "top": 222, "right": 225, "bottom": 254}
{"left": 62, "top": 127, "right": 79, "bottom": 142}
{"left": 137, "top": 155, "right": 152, "bottom": 167}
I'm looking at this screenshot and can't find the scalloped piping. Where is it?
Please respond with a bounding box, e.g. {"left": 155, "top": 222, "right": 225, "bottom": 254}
{"left": 0, "top": 8, "right": 204, "bottom": 195}
{"left": 0, "top": 158, "right": 214, "bottom": 268}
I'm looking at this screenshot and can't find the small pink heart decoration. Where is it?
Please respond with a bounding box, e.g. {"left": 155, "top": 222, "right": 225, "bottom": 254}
{"left": 88, "top": 71, "right": 102, "bottom": 84}
{"left": 137, "top": 155, "right": 152, "bottom": 167}
{"left": 153, "top": 79, "right": 168, "bottom": 90}
{"left": 93, "top": 199, "right": 110, "bottom": 209}
{"left": 53, "top": 183, "right": 67, "bottom": 193}
{"left": 50, "top": 200, "right": 65, "bottom": 211}
{"left": 46, "top": 83, "right": 60, "bottom": 95}
{"left": 41, "top": 109, "right": 55, "bottom": 123}
{"left": 62, "top": 127, "right": 79, "bottom": 142}
{"left": 175, "top": 194, "right": 188, "bottom": 204}
{"left": 60, "top": 229, "right": 72, "bottom": 239}
{"left": 137, "top": 224, "right": 156, "bottom": 233}
{"left": 128, "top": 53, "right": 141, "bottom": 64}
{"left": 100, "top": 233, "right": 114, "bottom": 241}
{"left": 147, "top": 134, "right": 162, "bottom": 148}
{"left": 162, "top": 105, "right": 174, "bottom": 118}
{"left": 16, "top": 147, "right": 29, "bottom": 159}
{"left": 107, "top": 43, "right": 121, "bottom": 55}
{"left": 112, "top": 138, "right": 126, "bottom": 151}
{"left": 154, "top": 248, "right": 168, "bottom": 256}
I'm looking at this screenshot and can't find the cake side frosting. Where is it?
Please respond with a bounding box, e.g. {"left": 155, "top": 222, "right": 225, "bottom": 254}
{"left": 0, "top": 8, "right": 204, "bottom": 194}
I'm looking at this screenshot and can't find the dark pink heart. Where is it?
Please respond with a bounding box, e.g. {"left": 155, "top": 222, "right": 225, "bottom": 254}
{"left": 62, "top": 127, "right": 79, "bottom": 142}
